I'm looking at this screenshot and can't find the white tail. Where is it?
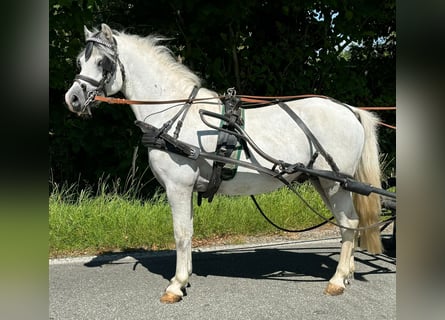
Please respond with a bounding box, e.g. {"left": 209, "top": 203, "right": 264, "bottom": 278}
{"left": 352, "top": 108, "right": 383, "bottom": 254}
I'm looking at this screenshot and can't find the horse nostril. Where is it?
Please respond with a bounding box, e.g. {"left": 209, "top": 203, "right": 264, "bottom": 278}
{"left": 71, "top": 94, "right": 81, "bottom": 109}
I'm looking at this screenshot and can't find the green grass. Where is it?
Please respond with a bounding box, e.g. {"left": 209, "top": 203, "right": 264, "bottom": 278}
{"left": 49, "top": 181, "right": 331, "bottom": 258}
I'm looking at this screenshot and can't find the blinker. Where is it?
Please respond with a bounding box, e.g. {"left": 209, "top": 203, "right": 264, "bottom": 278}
{"left": 85, "top": 42, "right": 93, "bottom": 61}
{"left": 101, "top": 57, "right": 115, "bottom": 74}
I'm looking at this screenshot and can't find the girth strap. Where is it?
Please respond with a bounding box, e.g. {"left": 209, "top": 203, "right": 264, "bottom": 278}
{"left": 198, "top": 95, "right": 246, "bottom": 204}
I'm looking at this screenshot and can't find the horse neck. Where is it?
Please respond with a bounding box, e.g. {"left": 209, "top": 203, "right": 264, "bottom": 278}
{"left": 115, "top": 35, "right": 201, "bottom": 125}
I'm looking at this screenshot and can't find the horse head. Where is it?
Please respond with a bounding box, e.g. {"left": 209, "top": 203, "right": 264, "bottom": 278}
{"left": 65, "top": 23, "right": 125, "bottom": 116}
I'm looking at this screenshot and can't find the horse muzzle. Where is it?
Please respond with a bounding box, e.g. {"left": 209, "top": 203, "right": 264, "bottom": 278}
{"left": 65, "top": 81, "right": 96, "bottom": 116}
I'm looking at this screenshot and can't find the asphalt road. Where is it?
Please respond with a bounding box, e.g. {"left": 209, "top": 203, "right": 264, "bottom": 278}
{"left": 49, "top": 237, "right": 396, "bottom": 320}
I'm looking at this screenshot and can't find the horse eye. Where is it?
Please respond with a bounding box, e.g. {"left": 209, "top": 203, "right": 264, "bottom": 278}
{"left": 97, "top": 59, "right": 103, "bottom": 67}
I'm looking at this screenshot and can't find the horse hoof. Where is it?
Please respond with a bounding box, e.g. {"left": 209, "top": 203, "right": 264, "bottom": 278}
{"left": 160, "top": 292, "right": 182, "bottom": 304}
{"left": 324, "top": 283, "right": 345, "bottom": 296}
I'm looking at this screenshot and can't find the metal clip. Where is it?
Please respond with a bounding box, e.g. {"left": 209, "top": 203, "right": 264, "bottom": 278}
{"left": 84, "top": 90, "right": 97, "bottom": 108}
{"left": 226, "top": 87, "right": 236, "bottom": 97}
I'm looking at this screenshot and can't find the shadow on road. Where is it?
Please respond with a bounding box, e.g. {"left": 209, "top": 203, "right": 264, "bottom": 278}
{"left": 84, "top": 242, "right": 395, "bottom": 285}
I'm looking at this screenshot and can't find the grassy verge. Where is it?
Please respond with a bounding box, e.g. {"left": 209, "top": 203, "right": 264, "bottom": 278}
{"left": 49, "top": 182, "right": 331, "bottom": 258}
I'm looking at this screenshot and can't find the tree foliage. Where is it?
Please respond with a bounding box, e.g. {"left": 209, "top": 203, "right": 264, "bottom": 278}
{"left": 50, "top": 0, "right": 395, "bottom": 191}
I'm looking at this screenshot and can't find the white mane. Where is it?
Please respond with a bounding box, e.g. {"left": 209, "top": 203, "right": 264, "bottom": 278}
{"left": 115, "top": 31, "right": 202, "bottom": 92}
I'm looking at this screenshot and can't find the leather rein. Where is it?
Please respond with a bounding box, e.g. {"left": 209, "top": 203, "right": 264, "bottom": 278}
{"left": 94, "top": 94, "right": 397, "bottom": 129}
{"left": 94, "top": 93, "right": 329, "bottom": 105}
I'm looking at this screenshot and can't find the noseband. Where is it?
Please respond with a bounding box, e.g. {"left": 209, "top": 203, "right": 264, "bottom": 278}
{"left": 74, "top": 33, "right": 126, "bottom": 112}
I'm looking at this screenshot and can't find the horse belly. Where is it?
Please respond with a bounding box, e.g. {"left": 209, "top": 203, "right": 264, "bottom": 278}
{"left": 216, "top": 172, "right": 285, "bottom": 195}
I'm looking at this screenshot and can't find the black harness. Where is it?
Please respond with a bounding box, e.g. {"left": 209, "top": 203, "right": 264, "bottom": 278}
{"left": 135, "top": 91, "right": 249, "bottom": 204}
{"left": 135, "top": 89, "right": 373, "bottom": 204}
{"left": 135, "top": 95, "right": 396, "bottom": 202}
{"left": 134, "top": 87, "right": 201, "bottom": 160}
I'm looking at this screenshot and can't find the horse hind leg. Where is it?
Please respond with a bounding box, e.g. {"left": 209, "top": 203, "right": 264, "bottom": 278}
{"left": 312, "top": 178, "right": 359, "bottom": 295}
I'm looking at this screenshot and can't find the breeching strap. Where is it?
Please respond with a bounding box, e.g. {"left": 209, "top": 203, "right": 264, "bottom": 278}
{"left": 278, "top": 101, "right": 340, "bottom": 173}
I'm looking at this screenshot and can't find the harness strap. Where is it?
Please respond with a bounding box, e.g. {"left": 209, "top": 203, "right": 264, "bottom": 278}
{"left": 155, "top": 86, "right": 200, "bottom": 139}
{"left": 75, "top": 74, "right": 102, "bottom": 88}
{"left": 278, "top": 101, "right": 340, "bottom": 173}
{"left": 173, "top": 86, "right": 200, "bottom": 139}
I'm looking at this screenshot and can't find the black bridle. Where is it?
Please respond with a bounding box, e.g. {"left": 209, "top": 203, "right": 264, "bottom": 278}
{"left": 74, "top": 33, "right": 125, "bottom": 113}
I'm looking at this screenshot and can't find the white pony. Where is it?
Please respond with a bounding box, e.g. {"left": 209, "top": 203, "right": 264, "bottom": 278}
{"left": 65, "top": 24, "right": 383, "bottom": 303}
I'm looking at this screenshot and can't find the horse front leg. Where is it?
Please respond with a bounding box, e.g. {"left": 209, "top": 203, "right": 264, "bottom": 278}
{"left": 160, "top": 184, "right": 194, "bottom": 303}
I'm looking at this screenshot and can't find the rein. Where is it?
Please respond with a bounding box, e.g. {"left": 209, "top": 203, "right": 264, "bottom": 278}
{"left": 94, "top": 93, "right": 332, "bottom": 105}
{"left": 94, "top": 94, "right": 397, "bottom": 129}
{"left": 94, "top": 94, "right": 219, "bottom": 105}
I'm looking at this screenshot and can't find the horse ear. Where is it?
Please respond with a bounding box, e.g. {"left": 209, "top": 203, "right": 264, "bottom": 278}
{"left": 101, "top": 23, "right": 114, "bottom": 42}
{"left": 84, "top": 25, "right": 93, "bottom": 40}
